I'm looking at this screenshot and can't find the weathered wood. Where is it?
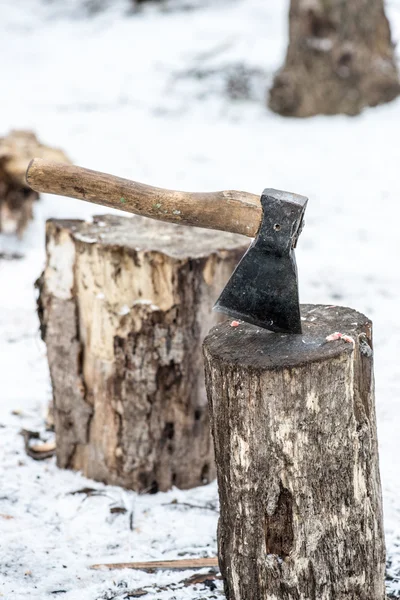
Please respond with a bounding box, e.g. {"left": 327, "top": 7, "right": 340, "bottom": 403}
{"left": 203, "top": 305, "right": 386, "bottom": 600}
{"left": 0, "top": 131, "right": 69, "bottom": 236}
{"left": 269, "top": 0, "right": 400, "bottom": 117}
{"left": 26, "top": 159, "right": 261, "bottom": 238}
{"left": 38, "top": 214, "right": 247, "bottom": 492}
{"left": 90, "top": 557, "right": 219, "bottom": 571}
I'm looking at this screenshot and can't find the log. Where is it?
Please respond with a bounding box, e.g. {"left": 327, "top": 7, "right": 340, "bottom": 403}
{"left": 37, "top": 214, "right": 247, "bottom": 492}
{"left": 0, "top": 130, "right": 69, "bottom": 236}
{"left": 203, "top": 305, "right": 386, "bottom": 600}
{"left": 268, "top": 0, "right": 400, "bottom": 117}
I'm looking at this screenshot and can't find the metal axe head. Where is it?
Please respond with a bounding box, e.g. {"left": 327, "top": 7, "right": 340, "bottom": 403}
{"left": 25, "top": 160, "right": 308, "bottom": 334}
{"left": 214, "top": 188, "right": 308, "bottom": 334}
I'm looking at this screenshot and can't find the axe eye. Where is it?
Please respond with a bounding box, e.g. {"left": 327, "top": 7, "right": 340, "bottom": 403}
{"left": 273, "top": 223, "right": 281, "bottom": 231}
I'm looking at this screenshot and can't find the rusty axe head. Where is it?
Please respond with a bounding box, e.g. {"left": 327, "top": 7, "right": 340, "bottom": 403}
{"left": 214, "top": 189, "right": 308, "bottom": 334}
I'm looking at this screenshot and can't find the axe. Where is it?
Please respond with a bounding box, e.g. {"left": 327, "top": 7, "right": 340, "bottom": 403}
{"left": 26, "top": 159, "right": 308, "bottom": 334}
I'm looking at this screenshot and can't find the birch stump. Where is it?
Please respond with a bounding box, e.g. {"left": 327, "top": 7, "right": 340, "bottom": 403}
{"left": 268, "top": 0, "right": 400, "bottom": 117}
{"left": 203, "top": 305, "right": 386, "bottom": 600}
{"left": 37, "top": 214, "right": 247, "bottom": 492}
{"left": 0, "top": 130, "right": 69, "bottom": 236}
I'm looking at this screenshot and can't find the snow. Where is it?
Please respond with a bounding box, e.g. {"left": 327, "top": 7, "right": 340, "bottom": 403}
{"left": 1, "top": 0, "right": 400, "bottom": 597}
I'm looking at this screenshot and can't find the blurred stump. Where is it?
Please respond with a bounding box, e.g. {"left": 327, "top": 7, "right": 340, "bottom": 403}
{"left": 37, "top": 215, "right": 247, "bottom": 492}
{"left": 269, "top": 0, "right": 400, "bottom": 117}
{"left": 0, "top": 130, "right": 69, "bottom": 236}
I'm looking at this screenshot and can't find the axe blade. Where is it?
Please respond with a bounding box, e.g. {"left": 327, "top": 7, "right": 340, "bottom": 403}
{"left": 214, "top": 188, "right": 308, "bottom": 334}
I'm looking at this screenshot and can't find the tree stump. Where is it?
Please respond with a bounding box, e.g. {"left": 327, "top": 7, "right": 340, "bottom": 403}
{"left": 0, "top": 130, "right": 69, "bottom": 236}
{"left": 37, "top": 214, "right": 247, "bottom": 492}
{"left": 203, "top": 305, "right": 386, "bottom": 600}
{"left": 268, "top": 0, "right": 400, "bottom": 117}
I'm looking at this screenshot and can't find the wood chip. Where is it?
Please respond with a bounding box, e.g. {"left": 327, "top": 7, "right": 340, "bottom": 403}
{"left": 183, "top": 572, "right": 222, "bottom": 587}
{"left": 21, "top": 429, "right": 56, "bottom": 460}
{"left": 30, "top": 441, "right": 56, "bottom": 453}
{"left": 68, "top": 487, "right": 100, "bottom": 496}
{"left": 90, "top": 557, "right": 219, "bottom": 571}
{"left": 109, "top": 506, "right": 127, "bottom": 514}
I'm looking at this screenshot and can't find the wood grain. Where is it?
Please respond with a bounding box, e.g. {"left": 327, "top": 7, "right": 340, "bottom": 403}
{"left": 26, "top": 158, "right": 261, "bottom": 237}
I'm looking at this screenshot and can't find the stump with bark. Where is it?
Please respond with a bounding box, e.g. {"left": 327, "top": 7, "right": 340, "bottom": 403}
{"left": 203, "top": 305, "right": 386, "bottom": 600}
{"left": 37, "top": 214, "right": 247, "bottom": 492}
{"left": 0, "top": 130, "right": 69, "bottom": 236}
{"left": 269, "top": 0, "right": 400, "bottom": 117}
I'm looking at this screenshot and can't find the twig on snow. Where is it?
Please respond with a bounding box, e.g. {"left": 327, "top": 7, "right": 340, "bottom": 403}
{"left": 90, "top": 557, "right": 219, "bottom": 571}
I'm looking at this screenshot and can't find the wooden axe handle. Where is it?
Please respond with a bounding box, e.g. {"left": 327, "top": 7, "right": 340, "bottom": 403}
{"left": 26, "top": 158, "right": 261, "bottom": 238}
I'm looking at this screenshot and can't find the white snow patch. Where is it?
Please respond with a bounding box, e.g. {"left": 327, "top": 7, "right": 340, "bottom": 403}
{"left": 306, "top": 37, "right": 334, "bottom": 52}
{"left": 73, "top": 233, "right": 98, "bottom": 244}
{"left": 119, "top": 304, "right": 131, "bottom": 316}
{"left": 1, "top": 0, "right": 400, "bottom": 597}
{"left": 132, "top": 299, "right": 161, "bottom": 311}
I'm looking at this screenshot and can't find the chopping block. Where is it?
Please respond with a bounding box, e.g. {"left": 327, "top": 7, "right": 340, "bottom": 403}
{"left": 37, "top": 214, "right": 247, "bottom": 492}
{"left": 203, "top": 305, "right": 386, "bottom": 600}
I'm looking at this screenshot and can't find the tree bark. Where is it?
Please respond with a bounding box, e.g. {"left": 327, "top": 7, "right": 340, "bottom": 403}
{"left": 269, "top": 0, "right": 400, "bottom": 117}
{"left": 37, "top": 214, "right": 247, "bottom": 492}
{"left": 203, "top": 305, "right": 386, "bottom": 600}
{"left": 0, "top": 130, "right": 69, "bottom": 236}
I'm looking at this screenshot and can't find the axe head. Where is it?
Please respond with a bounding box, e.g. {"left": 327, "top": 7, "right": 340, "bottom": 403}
{"left": 214, "top": 188, "right": 308, "bottom": 334}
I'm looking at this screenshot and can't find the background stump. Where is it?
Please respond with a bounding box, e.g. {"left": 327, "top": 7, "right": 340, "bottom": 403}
{"left": 38, "top": 214, "right": 247, "bottom": 492}
{"left": 203, "top": 305, "right": 385, "bottom": 600}
{"left": 0, "top": 130, "right": 69, "bottom": 236}
{"left": 268, "top": 0, "right": 400, "bottom": 117}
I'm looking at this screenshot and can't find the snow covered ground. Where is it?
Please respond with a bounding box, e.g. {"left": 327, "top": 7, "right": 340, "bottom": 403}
{"left": 1, "top": 0, "right": 400, "bottom": 597}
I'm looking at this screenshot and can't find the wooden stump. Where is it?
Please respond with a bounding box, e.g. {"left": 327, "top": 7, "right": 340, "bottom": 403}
{"left": 268, "top": 0, "right": 400, "bottom": 117}
{"left": 37, "top": 214, "right": 247, "bottom": 492}
{"left": 0, "top": 130, "right": 69, "bottom": 236}
{"left": 203, "top": 305, "right": 386, "bottom": 600}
